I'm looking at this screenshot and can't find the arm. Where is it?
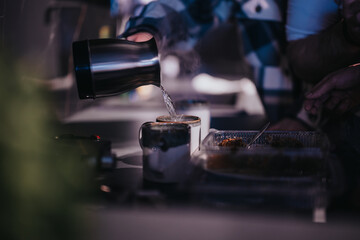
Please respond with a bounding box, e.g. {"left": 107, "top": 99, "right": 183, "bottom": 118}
{"left": 269, "top": 0, "right": 353, "bottom": 130}
{"left": 304, "top": 63, "right": 360, "bottom": 115}
{"left": 286, "top": 0, "right": 360, "bottom": 84}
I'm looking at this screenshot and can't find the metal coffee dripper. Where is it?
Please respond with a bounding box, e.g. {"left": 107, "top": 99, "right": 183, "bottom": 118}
{"left": 72, "top": 38, "right": 160, "bottom": 99}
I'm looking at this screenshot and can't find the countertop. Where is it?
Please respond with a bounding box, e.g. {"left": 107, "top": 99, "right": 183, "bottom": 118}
{"left": 59, "top": 98, "right": 360, "bottom": 240}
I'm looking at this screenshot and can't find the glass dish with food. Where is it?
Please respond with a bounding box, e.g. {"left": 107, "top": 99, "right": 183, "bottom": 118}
{"left": 186, "top": 130, "right": 334, "bottom": 210}
{"left": 193, "top": 130, "right": 330, "bottom": 181}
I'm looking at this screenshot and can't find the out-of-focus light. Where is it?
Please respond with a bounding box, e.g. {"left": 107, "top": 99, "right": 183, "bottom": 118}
{"left": 192, "top": 73, "right": 257, "bottom": 95}
{"left": 135, "top": 85, "right": 156, "bottom": 100}
{"left": 139, "top": 0, "right": 155, "bottom": 5}
{"left": 238, "top": 78, "right": 257, "bottom": 95}
{"left": 313, "top": 207, "right": 326, "bottom": 223}
{"left": 99, "top": 25, "right": 111, "bottom": 39}
{"left": 161, "top": 55, "right": 180, "bottom": 79}
{"left": 100, "top": 185, "right": 111, "bottom": 193}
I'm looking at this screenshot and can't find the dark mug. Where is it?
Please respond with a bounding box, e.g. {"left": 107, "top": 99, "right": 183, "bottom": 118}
{"left": 139, "top": 122, "right": 191, "bottom": 183}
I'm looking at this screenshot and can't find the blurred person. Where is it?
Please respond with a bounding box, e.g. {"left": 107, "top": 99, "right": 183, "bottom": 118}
{"left": 287, "top": 0, "right": 360, "bottom": 84}
{"left": 283, "top": 0, "right": 360, "bottom": 136}
{"left": 282, "top": 0, "right": 360, "bottom": 206}
{"left": 299, "top": 0, "right": 360, "bottom": 116}
{"left": 120, "top": 0, "right": 299, "bottom": 124}
{"left": 276, "top": 0, "right": 360, "bottom": 129}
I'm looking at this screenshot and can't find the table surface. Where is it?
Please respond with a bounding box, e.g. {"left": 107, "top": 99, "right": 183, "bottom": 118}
{"left": 61, "top": 101, "right": 360, "bottom": 240}
{"left": 86, "top": 146, "right": 360, "bottom": 240}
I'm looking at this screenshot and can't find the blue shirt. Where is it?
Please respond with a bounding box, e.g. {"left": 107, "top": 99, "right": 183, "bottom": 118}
{"left": 286, "top": 0, "right": 341, "bottom": 41}
{"left": 121, "top": 0, "right": 293, "bottom": 115}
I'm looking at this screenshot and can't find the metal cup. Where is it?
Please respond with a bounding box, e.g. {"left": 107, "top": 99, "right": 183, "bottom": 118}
{"left": 72, "top": 38, "right": 160, "bottom": 99}
{"left": 156, "top": 115, "right": 201, "bottom": 154}
{"left": 139, "top": 122, "right": 191, "bottom": 183}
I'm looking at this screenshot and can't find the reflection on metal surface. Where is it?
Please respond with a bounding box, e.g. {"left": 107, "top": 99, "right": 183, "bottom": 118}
{"left": 91, "top": 57, "right": 159, "bottom": 72}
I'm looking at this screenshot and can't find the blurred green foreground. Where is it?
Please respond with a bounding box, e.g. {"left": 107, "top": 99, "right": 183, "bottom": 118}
{"left": 0, "top": 57, "right": 94, "bottom": 240}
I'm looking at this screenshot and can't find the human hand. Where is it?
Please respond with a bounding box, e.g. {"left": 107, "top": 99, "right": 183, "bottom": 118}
{"left": 267, "top": 118, "right": 310, "bottom": 131}
{"left": 126, "top": 32, "right": 153, "bottom": 42}
{"left": 343, "top": 0, "right": 360, "bottom": 45}
{"left": 304, "top": 64, "right": 360, "bottom": 115}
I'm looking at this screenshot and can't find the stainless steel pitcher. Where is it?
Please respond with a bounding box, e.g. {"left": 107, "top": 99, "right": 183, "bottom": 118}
{"left": 72, "top": 38, "right": 160, "bottom": 99}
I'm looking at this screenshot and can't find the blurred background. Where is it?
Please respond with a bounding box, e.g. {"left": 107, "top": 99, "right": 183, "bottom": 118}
{"left": 1, "top": 1, "right": 360, "bottom": 240}
{"left": 1, "top": 0, "right": 269, "bottom": 148}
{"left": 0, "top": 1, "right": 307, "bottom": 239}
{"left": 1, "top": 0, "right": 267, "bottom": 120}
{"left": 1, "top": 0, "right": 118, "bottom": 118}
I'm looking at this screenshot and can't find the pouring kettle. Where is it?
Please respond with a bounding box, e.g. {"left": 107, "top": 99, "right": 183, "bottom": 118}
{"left": 72, "top": 38, "right": 160, "bottom": 99}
